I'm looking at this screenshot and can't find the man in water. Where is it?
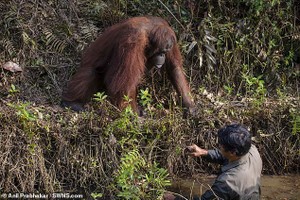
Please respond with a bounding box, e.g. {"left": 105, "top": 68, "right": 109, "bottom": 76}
{"left": 164, "top": 124, "right": 262, "bottom": 200}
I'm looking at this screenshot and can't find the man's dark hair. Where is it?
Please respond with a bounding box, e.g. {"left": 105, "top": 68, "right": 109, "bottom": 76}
{"left": 218, "top": 124, "right": 251, "bottom": 156}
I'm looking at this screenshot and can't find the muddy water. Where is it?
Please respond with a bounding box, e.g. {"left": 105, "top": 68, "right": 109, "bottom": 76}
{"left": 169, "top": 175, "right": 300, "bottom": 200}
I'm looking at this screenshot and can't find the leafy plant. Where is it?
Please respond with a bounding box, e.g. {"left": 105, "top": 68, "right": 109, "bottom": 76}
{"left": 139, "top": 88, "right": 154, "bottom": 115}
{"left": 223, "top": 84, "right": 234, "bottom": 95}
{"left": 115, "top": 149, "right": 170, "bottom": 200}
{"left": 93, "top": 92, "right": 108, "bottom": 103}
{"left": 7, "top": 102, "right": 37, "bottom": 123}
{"left": 91, "top": 192, "right": 103, "bottom": 199}
{"left": 242, "top": 71, "right": 266, "bottom": 105}
{"left": 291, "top": 113, "right": 300, "bottom": 135}
{"left": 102, "top": 100, "right": 142, "bottom": 150}
{"left": 123, "top": 95, "right": 132, "bottom": 104}
{"left": 8, "top": 84, "right": 19, "bottom": 94}
{"left": 7, "top": 102, "right": 38, "bottom": 154}
{"left": 140, "top": 88, "right": 152, "bottom": 107}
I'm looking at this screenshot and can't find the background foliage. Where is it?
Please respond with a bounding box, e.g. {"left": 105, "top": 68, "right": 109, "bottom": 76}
{"left": 0, "top": 0, "right": 299, "bottom": 199}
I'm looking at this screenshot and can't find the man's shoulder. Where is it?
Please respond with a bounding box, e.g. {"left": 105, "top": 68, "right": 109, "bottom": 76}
{"left": 249, "top": 144, "right": 260, "bottom": 155}
{"left": 249, "top": 144, "right": 263, "bottom": 164}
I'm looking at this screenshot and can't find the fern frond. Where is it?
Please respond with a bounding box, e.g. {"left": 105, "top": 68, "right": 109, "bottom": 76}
{"left": 22, "top": 31, "right": 37, "bottom": 49}
{"left": 204, "top": 29, "right": 217, "bottom": 70}
{"left": 0, "top": 39, "right": 16, "bottom": 56}
{"left": 42, "top": 29, "right": 67, "bottom": 53}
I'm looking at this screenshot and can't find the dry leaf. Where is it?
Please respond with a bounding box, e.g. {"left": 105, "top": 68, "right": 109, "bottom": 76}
{"left": 2, "top": 61, "right": 23, "bottom": 72}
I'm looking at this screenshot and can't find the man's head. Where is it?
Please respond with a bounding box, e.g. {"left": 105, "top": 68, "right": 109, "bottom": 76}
{"left": 218, "top": 124, "right": 251, "bottom": 157}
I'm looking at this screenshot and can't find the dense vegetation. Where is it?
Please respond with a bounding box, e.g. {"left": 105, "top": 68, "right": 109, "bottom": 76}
{"left": 0, "top": 0, "right": 299, "bottom": 199}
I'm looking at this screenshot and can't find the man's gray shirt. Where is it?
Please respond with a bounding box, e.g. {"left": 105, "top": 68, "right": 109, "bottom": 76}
{"left": 200, "top": 144, "right": 262, "bottom": 200}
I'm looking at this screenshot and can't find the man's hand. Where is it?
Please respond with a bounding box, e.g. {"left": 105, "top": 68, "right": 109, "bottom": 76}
{"left": 187, "top": 144, "right": 208, "bottom": 157}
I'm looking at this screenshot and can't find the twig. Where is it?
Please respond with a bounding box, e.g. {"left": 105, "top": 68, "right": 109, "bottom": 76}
{"left": 157, "top": 0, "right": 185, "bottom": 30}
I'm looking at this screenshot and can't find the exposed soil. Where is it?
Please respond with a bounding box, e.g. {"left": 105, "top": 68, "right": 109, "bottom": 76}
{"left": 169, "top": 175, "right": 300, "bottom": 200}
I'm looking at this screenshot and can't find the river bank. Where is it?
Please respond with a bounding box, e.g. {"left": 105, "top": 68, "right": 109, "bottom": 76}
{"left": 169, "top": 175, "right": 300, "bottom": 200}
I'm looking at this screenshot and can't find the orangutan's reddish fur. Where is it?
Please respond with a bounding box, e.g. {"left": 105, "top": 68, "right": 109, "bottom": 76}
{"left": 62, "top": 16, "right": 195, "bottom": 113}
